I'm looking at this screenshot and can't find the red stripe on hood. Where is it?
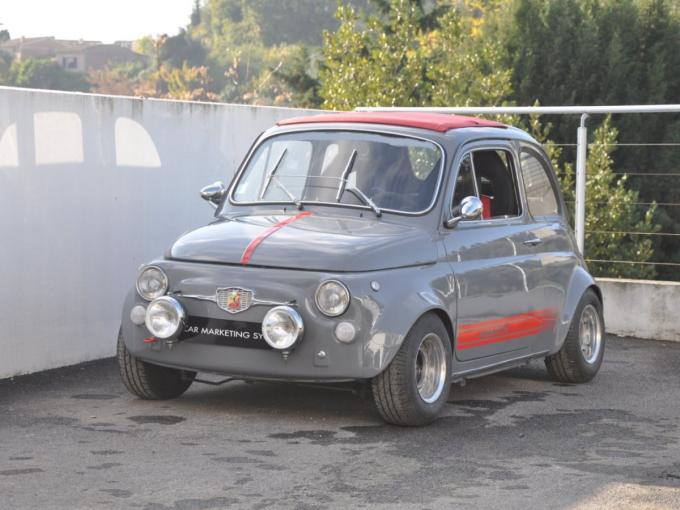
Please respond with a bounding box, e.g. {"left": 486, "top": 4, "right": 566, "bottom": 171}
{"left": 240, "top": 211, "right": 313, "bottom": 265}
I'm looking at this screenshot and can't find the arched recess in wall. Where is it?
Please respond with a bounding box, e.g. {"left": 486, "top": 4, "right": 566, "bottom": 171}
{"left": 114, "top": 118, "right": 161, "bottom": 168}
{"left": 34, "top": 112, "right": 84, "bottom": 165}
{"left": 0, "top": 124, "right": 18, "bottom": 167}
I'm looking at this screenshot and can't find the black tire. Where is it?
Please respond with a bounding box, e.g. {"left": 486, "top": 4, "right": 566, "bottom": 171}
{"left": 371, "top": 313, "right": 452, "bottom": 426}
{"left": 117, "top": 331, "right": 195, "bottom": 400}
{"left": 545, "top": 289, "right": 605, "bottom": 383}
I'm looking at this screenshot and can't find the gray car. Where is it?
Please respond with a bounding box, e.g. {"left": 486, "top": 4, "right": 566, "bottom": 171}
{"left": 117, "top": 111, "right": 604, "bottom": 426}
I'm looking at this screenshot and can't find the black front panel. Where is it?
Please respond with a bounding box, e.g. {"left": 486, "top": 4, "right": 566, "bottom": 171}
{"left": 180, "top": 316, "right": 271, "bottom": 350}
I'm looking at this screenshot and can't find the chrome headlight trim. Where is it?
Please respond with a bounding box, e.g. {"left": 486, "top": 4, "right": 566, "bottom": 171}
{"left": 136, "top": 265, "right": 169, "bottom": 301}
{"left": 315, "top": 280, "right": 351, "bottom": 317}
{"left": 262, "top": 306, "right": 304, "bottom": 351}
{"left": 144, "top": 296, "right": 185, "bottom": 339}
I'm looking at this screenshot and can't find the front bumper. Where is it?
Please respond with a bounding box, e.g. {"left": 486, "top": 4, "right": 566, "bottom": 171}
{"left": 120, "top": 260, "right": 403, "bottom": 381}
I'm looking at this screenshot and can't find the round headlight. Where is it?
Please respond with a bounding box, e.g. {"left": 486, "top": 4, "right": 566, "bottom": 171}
{"left": 145, "top": 296, "right": 185, "bottom": 339}
{"left": 315, "top": 280, "right": 350, "bottom": 317}
{"left": 136, "top": 266, "right": 168, "bottom": 301}
{"left": 262, "top": 306, "right": 304, "bottom": 350}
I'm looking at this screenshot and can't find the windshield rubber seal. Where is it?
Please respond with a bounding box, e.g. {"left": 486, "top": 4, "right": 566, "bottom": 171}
{"left": 224, "top": 127, "right": 447, "bottom": 217}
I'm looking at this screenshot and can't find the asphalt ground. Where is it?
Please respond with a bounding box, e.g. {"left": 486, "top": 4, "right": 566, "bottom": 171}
{"left": 2, "top": 335, "right": 680, "bottom": 510}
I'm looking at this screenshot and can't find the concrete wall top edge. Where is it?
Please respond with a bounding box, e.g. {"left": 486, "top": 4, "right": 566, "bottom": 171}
{"left": 0, "top": 85, "right": 328, "bottom": 113}
{"left": 596, "top": 277, "right": 680, "bottom": 287}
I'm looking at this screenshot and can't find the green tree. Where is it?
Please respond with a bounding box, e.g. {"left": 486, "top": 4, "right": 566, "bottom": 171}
{"left": 0, "top": 51, "right": 11, "bottom": 83}
{"left": 320, "top": 1, "right": 426, "bottom": 109}
{"left": 581, "top": 119, "right": 659, "bottom": 279}
{"left": 320, "top": 0, "right": 511, "bottom": 110}
{"left": 498, "top": 0, "right": 680, "bottom": 278}
{"left": 530, "top": 117, "right": 659, "bottom": 278}
{"left": 271, "top": 45, "right": 321, "bottom": 107}
{"left": 160, "top": 29, "right": 207, "bottom": 68}
{"left": 9, "top": 58, "right": 89, "bottom": 92}
{"left": 320, "top": 1, "right": 661, "bottom": 278}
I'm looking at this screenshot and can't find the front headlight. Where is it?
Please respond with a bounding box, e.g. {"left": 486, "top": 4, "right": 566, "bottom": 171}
{"left": 262, "top": 306, "right": 304, "bottom": 350}
{"left": 136, "top": 266, "right": 168, "bottom": 301}
{"left": 315, "top": 280, "right": 350, "bottom": 317}
{"left": 145, "top": 296, "right": 185, "bottom": 339}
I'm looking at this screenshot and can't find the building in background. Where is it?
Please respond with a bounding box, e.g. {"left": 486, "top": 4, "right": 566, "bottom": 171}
{"left": 0, "top": 36, "right": 146, "bottom": 72}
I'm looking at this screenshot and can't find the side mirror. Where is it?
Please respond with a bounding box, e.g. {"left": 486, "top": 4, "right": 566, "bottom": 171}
{"left": 445, "top": 195, "right": 483, "bottom": 228}
{"left": 200, "top": 181, "right": 226, "bottom": 209}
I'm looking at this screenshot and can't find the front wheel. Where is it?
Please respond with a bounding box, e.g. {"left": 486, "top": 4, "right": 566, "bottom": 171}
{"left": 371, "top": 314, "right": 452, "bottom": 426}
{"left": 545, "top": 289, "right": 605, "bottom": 383}
{"left": 117, "top": 332, "right": 195, "bottom": 400}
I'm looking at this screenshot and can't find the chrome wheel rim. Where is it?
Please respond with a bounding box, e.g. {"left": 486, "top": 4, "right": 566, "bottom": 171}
{"left": 579, "top": 304, "right": 603, "bottom": 364}
{"left": 415, "top": 333, "right": 447, "bottom": 404}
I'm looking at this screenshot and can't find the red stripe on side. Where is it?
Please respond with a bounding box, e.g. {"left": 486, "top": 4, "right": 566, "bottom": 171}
{"left": 457, "top": 309, "right": 558, "bottom": 350}
{"left": 240, "top": 211, "right": 313, "bottom": 265}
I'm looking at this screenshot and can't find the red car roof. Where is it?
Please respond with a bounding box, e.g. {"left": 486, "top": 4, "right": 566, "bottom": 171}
{"left": 276, "top": 111, "right": 506, "bottom": 132}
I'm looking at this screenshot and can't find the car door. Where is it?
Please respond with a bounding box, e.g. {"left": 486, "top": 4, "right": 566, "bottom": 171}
{"left": 518, "top": 144, "right": 579, "bottom": 353}
{"left": 443, "top": 141, "right": 548, "bottom": 363}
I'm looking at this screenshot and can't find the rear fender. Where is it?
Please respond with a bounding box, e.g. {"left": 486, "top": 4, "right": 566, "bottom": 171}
{"left": 552, "top": 265, "right": 601, "bottom": 353}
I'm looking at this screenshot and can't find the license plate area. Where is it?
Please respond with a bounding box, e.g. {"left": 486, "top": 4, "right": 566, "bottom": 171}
{"left": 180, "top": 316, "right": 271, "bottom": 350}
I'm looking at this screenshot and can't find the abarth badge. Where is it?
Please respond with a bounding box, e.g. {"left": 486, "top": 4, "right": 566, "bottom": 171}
{"left": 216, "top": 287, "right": 253, "bottom": 314}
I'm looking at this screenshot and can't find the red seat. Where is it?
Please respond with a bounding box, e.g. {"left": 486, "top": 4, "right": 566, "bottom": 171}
{"left": 480, "top": 194, "right": 492, "bottom": 219}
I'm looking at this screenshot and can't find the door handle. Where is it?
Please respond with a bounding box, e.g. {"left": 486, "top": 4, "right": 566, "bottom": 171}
{"left": 523, "top": 237, "right": 543, "bottom": 247}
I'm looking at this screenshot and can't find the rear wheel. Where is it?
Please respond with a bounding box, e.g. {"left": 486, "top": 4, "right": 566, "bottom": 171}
{"left": 371, "top": 314, "right": 452, "bottom": 426}
{"left": 117, "top": 331, "right": 195, "bottom": 400}
{"left": 545, "top": 289, "right": 605, "bottom": 383}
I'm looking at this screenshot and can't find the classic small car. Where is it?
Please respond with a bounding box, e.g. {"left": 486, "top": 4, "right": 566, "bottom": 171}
{"left": 117, "top": 111, "right": 605, "bottom": 426}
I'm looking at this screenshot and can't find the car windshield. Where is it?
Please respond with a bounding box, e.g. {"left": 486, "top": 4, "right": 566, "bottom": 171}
{"left": 230, "top": 131, "right": 443, "bottom": 214}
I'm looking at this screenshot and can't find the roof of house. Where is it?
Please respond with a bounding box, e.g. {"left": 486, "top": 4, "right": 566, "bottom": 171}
{"left": 0, "top": 37, "right": 101, "bottom": 54}
{"left": 276, "top": 111, "right": 507, "bottom": 132}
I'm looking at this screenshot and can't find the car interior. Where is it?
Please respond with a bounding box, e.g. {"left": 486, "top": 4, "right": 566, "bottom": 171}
{"left": 453, "top": 149, "right": 521, "bottom": 220}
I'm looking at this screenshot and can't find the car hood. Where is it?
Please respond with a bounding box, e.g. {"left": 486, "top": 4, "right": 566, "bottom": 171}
{"left": 168, "top": 212, "right": 437, "bottom": 272}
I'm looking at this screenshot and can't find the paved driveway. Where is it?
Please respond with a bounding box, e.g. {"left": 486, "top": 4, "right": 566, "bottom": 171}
{"left": 2, "top": 336, "right": 680, "bottom": 509}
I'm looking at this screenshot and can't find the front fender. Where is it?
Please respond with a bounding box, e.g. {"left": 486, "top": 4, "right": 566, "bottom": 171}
{"left": 552, "top": 265, "right": 601, "bottom": 353}
{"left": 360, "top": 263, "right": 456, "bottom": 376}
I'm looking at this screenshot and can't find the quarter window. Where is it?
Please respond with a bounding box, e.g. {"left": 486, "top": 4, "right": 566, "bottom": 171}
{"left": 452, "top": 154, "right": 476, "bottom": 208}
{"left": 452, "top": 149, "right": 521, "bottom": 220}
{"left": 520, "top": 150, "right": 560, "bottom": 217}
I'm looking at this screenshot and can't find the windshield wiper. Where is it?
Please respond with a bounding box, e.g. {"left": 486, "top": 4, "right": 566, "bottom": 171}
{"left": 258, "top": 148, "right": 303, "bottom": 210}
{"left": 345, "top": 184, "right": 382, "bottom": 217}
{"left": 332, "top": 152, "right": 381, "bottom": 217}
{"left": 336, "top": 149, "right": 357, "bottom": 201}
{"left": 270, "top": 174, "right": 303, "bottom": 210}
{"left": 260, "top": 148, "right": 288, "bottom": 199}
{"left": 259, "top": 170, "right": 381, "bottom": 217}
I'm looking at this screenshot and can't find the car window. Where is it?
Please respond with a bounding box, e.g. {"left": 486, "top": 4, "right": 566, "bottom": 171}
{"left": 231, "top": 131, "right": 443, "bottom": 214}
{"left": 452, "top": 154, "right": 477, "bottom": 209}
{"left": 520, "top": 149, "right": 560, "bottom": 217}
{"left": 472, "top": 150, "right": 521, "bottom": 218}
{"left": 452, "top": 149, "right": 521, "bottom": 220}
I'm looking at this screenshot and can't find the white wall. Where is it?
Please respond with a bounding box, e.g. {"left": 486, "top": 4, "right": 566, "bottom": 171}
{"left": 0, "top": 87, "right": 315, "bottom": 378}
{"left": 597, "top": 278, "right": 680, "bottom": 343}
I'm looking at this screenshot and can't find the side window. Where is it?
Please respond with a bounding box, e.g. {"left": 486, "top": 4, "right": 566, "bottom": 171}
{"left": 452, "top": 154, "right": 477, "bottom": 210}
{"left": 472, "top": 150, "right": 521, "bottom": 219}
{"left": 520, "top": 149, "right": 560, "bottom": 217}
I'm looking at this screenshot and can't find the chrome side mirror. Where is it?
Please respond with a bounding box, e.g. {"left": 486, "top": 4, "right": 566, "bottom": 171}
{"left": 200, "top": 181, "right": 226, "bottom": 209}
{"left": 445, "top": 195, "right": 483, "bottom": 228}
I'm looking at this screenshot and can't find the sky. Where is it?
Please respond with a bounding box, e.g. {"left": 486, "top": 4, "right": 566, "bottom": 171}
{"left": 1, "top": 0, "right": 196, "bottom": 43}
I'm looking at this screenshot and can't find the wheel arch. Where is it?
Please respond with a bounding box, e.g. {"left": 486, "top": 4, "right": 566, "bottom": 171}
{"left": 428, "top": 307, "right": 455, "bottom": 350}
{"left": 358, "top": 262, "right": 457, "bottom": 378}
{"left": 553, "top": 266, "right": 602, "bottom": 354}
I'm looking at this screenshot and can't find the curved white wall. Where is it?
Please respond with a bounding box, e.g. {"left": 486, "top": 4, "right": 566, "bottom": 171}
{"left": 0, "top": 87, "right": 315, "bottom": 378}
